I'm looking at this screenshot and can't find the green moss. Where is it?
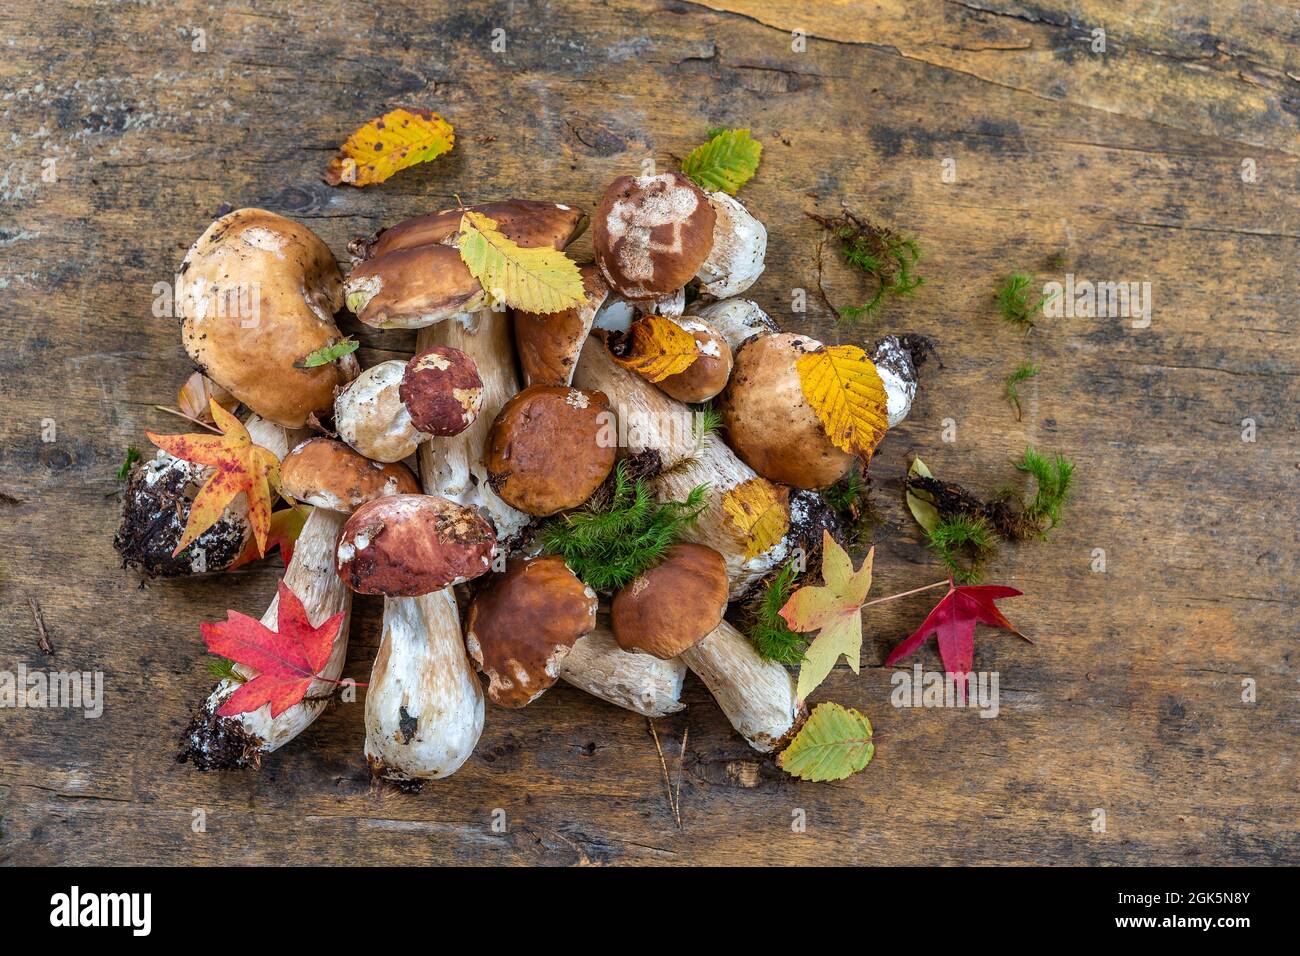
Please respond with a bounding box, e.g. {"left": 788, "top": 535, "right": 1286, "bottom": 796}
{"left": 744, "top": 560, "right": 808, "bottom": 666}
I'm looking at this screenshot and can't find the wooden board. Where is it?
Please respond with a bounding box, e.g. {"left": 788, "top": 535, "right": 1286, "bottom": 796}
{"left": 0, "top": 0, "right": 1296, "bottom": 866}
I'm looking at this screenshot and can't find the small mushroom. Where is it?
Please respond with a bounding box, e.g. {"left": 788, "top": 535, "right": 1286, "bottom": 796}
{"left": 334, "top": 348, "right": 483, "bottom": 462}
{"left": 465, "top": 555, "right": 599, "bottom": 708}
{"left": 648, "top": 315, "right": 733, "bottom": 403}
{"left": 178, "top": 208, "right": 358, "bottom": 428}
{"left": 484, "top": 385, "right": 617, "bottom": 516}
{"left": 512, "top": 263, "right": 609, "bottom": 387}
{"left": 611, "top": 544, "right": 730, "bottom": 658}
{"left": 719, "top": 332, "right": 857, "bottom": 489}
{"left": 281, "top": 438, "right": 419, "bottom": 512}
{"left": 695, "top": 191, "right": 767, "bottom": 299}
{"left": 336, "top": 494, "right": 497, "bottom": 597}
{"left": 593, "top": 172, "right": 716, "bottom": 301}
{"left": 345, "top": 201, "right": 588, "bottom": 329}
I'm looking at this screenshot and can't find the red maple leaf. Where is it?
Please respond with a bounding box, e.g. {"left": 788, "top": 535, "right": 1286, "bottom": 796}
{"left": 884, "top": 581, "right": 1029, "bottom": 679}
{"left": 226, "top": 505, "right": 310, "bottom": 571}
{"left": 201, "top": 581, "right": 344, "bottom": 718}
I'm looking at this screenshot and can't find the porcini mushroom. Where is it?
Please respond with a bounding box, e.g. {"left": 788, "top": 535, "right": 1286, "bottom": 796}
{"left": 345, "top": 201, "right": 588, "bottom": 329}
{"left": 613, "top": 543, "right": 800, "bottom": 753}
{"left": 337, "top": 494, "right": 496, "bottom": 783}
{"left": 630, "top": 315, "right": 733, "bottom": 403}
{"left": 178, "top": 209, "right": 358, "bottom": 427}
{"left": 691, "top": 297, "right": 779, "bottom": 351}
{"left": 465, "top": 555, "right": 598, "bottom": 707}
{"left": 593, "top": 172, "right": 716, "bottom": 302}
{"left": 513, "top": 263, "right": 609, "bottom": 387}
{"left": 180, "top": 438, "right": 419, "bottom": 770}
{"left": 694, "top": 191, "right": 767, "bottom": 299}
{"left": 334, "top": 347, "right": 483, "bottom": 463}
{"left": 484, "top": 385, "right": 617, "bottom": 516}
{"left": 116, "top": 415, "right": 302, "bottom": 578}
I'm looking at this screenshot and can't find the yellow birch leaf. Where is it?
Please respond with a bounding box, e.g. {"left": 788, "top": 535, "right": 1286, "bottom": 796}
{"left": 796, "top": 344, "right": 889, "bottom": 458}
{"left": 612, "top": 315, "right": 701, "bottom": 383}
{"left": 721, "top": 478, "right": 790, "bottom": 560}
{"left": 323, "top": 108, "right": 455, "bottom": 187}
{"left": 778, "top": 702, "right": 874, "bottom": 782}
{"left": 906, "top": 456, "right": 941, "bottom": 534}
{"left": 456, "top": 211, "right": 585, "bottom": 314}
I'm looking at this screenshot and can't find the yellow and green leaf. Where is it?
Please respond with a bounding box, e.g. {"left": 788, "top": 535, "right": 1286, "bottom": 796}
{"left": 778, "top": 702, "right": 875, "bottom": 782}
{"left": 324, "top": 108, "right": 455, "bottom": 187}
{"left": 456, "top": 211, "right": 586, "bottom": 314}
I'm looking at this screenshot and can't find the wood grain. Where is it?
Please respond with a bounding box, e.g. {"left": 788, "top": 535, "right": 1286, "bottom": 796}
{"left": 0, "top": 0, "right": 1296, "bottom": 866}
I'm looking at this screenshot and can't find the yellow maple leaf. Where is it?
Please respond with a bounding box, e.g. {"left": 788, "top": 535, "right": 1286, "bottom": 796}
{"left": 146, "top": 400, "right": 282, "bottom": 556}
{"left": 796, "top": 344, "right": 889, "bottom": 458}
{"left": 323, "top": 108, "right": 455, "bottom": 187}
{"left": 780, "top": 532, "right": 874, "bottom": 700}
{"left": 721, "top": 478, "right": 790, "bottom": 560}
{"left": 456, "top": 211, "right": 586, "bottom": 314}
{"left": 612, "top": 315, "right": 701, "bottom": 383}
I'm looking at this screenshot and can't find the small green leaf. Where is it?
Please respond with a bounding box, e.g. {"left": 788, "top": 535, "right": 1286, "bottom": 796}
{"left": 905, "top": 457, "right": 941, "bottom": 533}
{"left": 681, "top": 128, "right": 762, "bottom": 195}
{"left": 295, "top": 338, "right": 359, "bottom": 369}
{"left": 779, "top": 702, "right": 875, "bottom": 782}
{"left": 115, "top": 447, "right": 141, "bottom": 482}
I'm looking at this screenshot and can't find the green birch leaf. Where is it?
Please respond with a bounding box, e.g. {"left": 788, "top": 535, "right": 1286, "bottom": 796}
{"left": 681, "top": 128, "right": 762, "bottom": 195}
{"left": 906, "top": 456, "right": 941, "bottom": 533}
{"left": 779, "top": 702, "right": 875, "bottom": 782}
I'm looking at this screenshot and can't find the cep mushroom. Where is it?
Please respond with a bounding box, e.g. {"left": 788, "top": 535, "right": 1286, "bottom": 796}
{"left": 178, "top": 208, "right": 358, "bottom": 427}
{"left": 179, "top": 439, "right": 417, "bottom": 770}
{"left": 337, "top": 494, "right": 496, "bottom": 783}
{"left": 613, "top": 544, "right": 800, "bottom": 753}
{"left": 484, "top": 385, "right": 617, "bottom": 516}
{"left": 465, "top": 555, "right": 598, "bottom": 707}
{"left": 345, "top": 201, "right": 588, "bottom": 329}
{"left": 513, "top": 264, "right": 609, "bottom": 387}
{"left": 614, "top": 314, "right": 733, "bottom": 403}
{"left": 694, "top": 191, "right": 767, "bottom": 299}
{"left": 334, "top": 347, "right": 483, "bottom": 463}
{"left": 115, "top": 415, "right": 302, "bottom": 578}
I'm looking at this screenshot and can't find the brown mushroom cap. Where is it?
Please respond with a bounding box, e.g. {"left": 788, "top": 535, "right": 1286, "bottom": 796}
{"left": 400, "top": 346, "right": 484, "bottom": 436}
{"left": 336, "top": 494, "right": 497, "bottom": 596}
{"left": 593, "top": 173, "right": 716, "bottom": 300}
{"left": 351, "top": 200, "right": 588, "bottom": 261}
{"left": 611, "top": 544, "right": 729, "bottom": 659}
{"left": 513, "top": 263, "right": 610, "bottom": 387}
{"left": 650, "top": 316, "right": 733, "bottom": 403}
{"left": 718, "top": 332, "right": 855, "bottom": 489}
{"left": 485, "top": 385, "right": 617, "bottom": 516}
{"left": 282, "top": 438, "right": 419, "bottom": 513}
{"left": 464, "top": 555, "right": 599, "bottom": 708}
{"left": 178, "top": 208, "right": 355, "bottom": 428}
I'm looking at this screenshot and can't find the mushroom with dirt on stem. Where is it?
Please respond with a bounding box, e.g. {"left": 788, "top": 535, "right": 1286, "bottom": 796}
{"left": 336, "top": 493, "right": 497, "bottom": 783}
{"left": 179, "top": 439, "right": 417, "bottom": 770}
{"left": 178, "top": 208, "right": 358, "bottom": 428}
{"left": 333, "top": 346, "right": 484, "bottom": 463}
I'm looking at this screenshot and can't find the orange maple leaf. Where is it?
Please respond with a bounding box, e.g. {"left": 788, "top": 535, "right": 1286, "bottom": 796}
{"left": 146, "top": 399, "right": 281, "bottom": 557}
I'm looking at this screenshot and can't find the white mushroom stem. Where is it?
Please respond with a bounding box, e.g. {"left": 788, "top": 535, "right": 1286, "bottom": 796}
{"left": 417, "top": 310, "right": 530, "bottom": 542}
{"left": 680, "top": 620, "right": 799, "bottom": 753}
{"left": 692, "top": 298, "right": 779, "bottom": 351}
{"left": 181, "top": 507, "right": 352, "bottom": 768}
{"left": 652, "top": 435, "right": 789, "bottom": 599}
{"left": 561, "top": 625, "right": 686, "bottom": 718}
{"left": 364, "top": 589, "right": 485, "bottom": 782}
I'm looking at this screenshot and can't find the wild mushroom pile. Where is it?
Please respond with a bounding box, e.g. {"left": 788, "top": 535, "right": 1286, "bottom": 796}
{"left": 118, "top": 168, "right": 926, "bottom": 784}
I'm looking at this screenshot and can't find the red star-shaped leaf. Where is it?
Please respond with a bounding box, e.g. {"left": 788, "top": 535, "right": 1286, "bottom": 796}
{"left": 884, "top": 581, "right": 1027, "bottom": 679}
{"left": 201, "top": 581, "right": 343, "bottom": 718}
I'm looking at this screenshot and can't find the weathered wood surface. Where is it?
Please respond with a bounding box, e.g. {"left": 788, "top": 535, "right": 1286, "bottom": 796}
{"left": 1, "top": 0, "right": 1296, "bottom": 866}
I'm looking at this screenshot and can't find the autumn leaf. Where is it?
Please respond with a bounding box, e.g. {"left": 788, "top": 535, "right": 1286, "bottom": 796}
{"left": 905, "top": 456, "right": 941, "bottom": 533}
{"left": 721, "top": 478, "right": 790, "bottom": 560}
{"left": 295, "top": 337, "right": 359, "bottom": 369}
{"left": 681, "top": 128, "right": 763, "bottom": 195}
{"left": 456, "top": 211, "right": 586, "bottom": 314}
{"left": 323, "top": 107, "right": 455, "bottom": 187}
{"left": 146, "top": 399, "right": 281, "bottom": 557}
{"left": 796, "top": 345, "right": 889, "bottom": 459}
{"left": 780, "top": 531, "right": 874, "bottom": 700}
{"left": 778, "top": 702, "right": 875, "bottom": 782}
{"left": 226, "top": 505, "right": 310, "bottom": 570}
{"left": 177, "top": 371, "right": 237, "bottom": 424}
{"left": 884, "top": 581, "right": 1027, "bottom": 682}
{"left": 613, "top": 315, "right": 702, "bottom": 383}
{"left": 201, "top": 581, "right": 344, "bottom": 718}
